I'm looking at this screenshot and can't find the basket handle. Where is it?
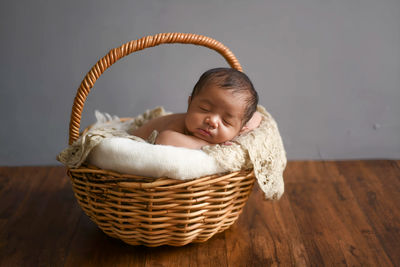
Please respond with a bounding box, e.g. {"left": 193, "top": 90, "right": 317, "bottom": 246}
{"left": 68, "top": 32, "right": 243, "bottom": 144}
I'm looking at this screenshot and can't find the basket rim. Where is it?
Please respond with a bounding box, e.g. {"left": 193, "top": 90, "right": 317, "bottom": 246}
{"left": 68, "top": 163, "right": 254, "bottom": 189}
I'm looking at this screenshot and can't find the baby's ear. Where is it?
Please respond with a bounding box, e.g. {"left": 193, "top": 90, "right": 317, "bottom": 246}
{"left": 239, "top": 125, "right": 249, "bottom": 134}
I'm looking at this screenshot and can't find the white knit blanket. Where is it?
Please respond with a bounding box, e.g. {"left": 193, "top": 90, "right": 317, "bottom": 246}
{"left": 57, "top": 106, "right": 287, "bottom": 200}
{"left": 87, "top": 137, "right": 226, "bottom": 180}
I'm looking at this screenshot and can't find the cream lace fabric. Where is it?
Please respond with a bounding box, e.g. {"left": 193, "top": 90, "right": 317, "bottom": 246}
{"left": 57, "top": 107, "right": 170, "bottom": 168}
{"left": 57, "top": 106, "right": 286, "bottom": 200}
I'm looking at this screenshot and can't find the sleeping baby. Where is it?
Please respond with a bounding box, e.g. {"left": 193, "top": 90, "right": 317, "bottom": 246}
{"left": 131, "top": 67, "right": 262, "bottom": 149}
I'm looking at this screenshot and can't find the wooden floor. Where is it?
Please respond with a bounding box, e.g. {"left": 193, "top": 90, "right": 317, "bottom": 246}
{"left": 0, "top": 160, "right": 399, "bottom": 266}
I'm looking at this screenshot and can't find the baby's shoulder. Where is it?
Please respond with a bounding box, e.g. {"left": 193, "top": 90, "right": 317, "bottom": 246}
{"left": 158, "top": 113, "right": 186, "bottom": 132}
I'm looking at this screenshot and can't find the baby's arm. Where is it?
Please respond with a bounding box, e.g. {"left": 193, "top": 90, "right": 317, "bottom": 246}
{"left": 155, "top": 130, "right": 210, "bottom": 150}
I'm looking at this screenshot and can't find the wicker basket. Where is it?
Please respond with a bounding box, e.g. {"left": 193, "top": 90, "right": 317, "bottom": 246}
{"left": 67, "top": 33, "right": 256, "bottom": 247}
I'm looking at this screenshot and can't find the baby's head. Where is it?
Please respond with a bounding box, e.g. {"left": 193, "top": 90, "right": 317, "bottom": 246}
{"left": 185, "top": 68, "right": 259, "bottom": 144}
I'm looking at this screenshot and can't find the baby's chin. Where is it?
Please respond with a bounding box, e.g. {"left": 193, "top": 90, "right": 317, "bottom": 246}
{"left": 189, "top": 128, "right": 237, "bottom": 144}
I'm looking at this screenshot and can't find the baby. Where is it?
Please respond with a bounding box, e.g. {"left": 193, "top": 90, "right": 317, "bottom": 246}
{"left": 131, "top": 67, "right": 262, "bottom": 149}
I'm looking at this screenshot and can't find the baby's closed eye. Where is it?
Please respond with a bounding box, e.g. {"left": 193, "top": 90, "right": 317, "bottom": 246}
{"left": 222, "top": 119, "right": 232, "bottom": 126}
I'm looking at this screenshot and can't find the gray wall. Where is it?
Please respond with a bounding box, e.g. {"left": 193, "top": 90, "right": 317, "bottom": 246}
{"left": 1, "top": 0, "right": 399, "bottom": 166}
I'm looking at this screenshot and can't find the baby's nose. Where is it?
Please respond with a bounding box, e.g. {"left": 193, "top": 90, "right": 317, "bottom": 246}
{"left": 206, "top": 116, "right": 218, "bottom": 128}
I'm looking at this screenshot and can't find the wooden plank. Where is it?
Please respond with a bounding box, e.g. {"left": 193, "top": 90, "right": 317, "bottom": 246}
{"left": 0, "top": 162, "right": 399, "bottom": 266}
{"left": 141, "top": 235, "right": 229, "bottom": 267}
{"left": 335, "top": 160, "right": 400, "bottom": 266}
{"left": 64, "top": 210, "right": 231, "bottom": 266}
{"left": 326, "top": 161, "right": 395, "bottom": 266}
{"left": 284, "top": 161, "right": 347, "bottom": 265}
{"left": 0, "top": 166, "right": 82, "bottom": 267}
{"left": 225, "top": 185, "right": 310, "bottom": 266}
{"left": 63, "top": 214, "right": 149, "bottom": 267}
{"left": 285, "top": 161, "right": 394, "bottom": 266}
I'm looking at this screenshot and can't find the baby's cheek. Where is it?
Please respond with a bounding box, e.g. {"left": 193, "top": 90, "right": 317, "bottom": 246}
{"left": 228, "top": 128, "right": 241, "bottom": 140}
{"left": 187, "top": 113, "right": 202, "bottom": 129}
{"left": 219, "top": 129, "right": 233, "bottom": 142}
{"left": 194, "top": 113, "right": 205, "bottom": 124}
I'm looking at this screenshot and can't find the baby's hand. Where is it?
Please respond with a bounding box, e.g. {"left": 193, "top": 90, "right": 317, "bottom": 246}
{"left": 240, "top": 111, "right": 262, "bottom": 135}
{"left": 221, "top": 141, "right": 233, "bottom": 146}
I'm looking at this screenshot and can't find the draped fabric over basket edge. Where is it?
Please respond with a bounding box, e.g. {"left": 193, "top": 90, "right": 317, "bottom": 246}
{"left": 57, "top": 105, "right": 287, "bottom": 200}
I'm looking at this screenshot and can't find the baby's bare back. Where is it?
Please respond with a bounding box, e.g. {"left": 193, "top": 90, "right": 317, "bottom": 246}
{"left": 130, "top": 113, "right": 186, "bottom": 140}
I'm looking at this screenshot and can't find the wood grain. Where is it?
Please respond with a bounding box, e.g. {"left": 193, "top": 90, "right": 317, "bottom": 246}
{"left": 0, "top": 161, "right": 399, "bottom": 266}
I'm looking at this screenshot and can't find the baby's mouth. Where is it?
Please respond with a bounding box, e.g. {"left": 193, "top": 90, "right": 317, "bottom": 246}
{"left": 197, "top": 128, "right": 211, "bottom": 137}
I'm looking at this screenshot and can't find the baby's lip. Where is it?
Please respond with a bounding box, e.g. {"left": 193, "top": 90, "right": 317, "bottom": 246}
{"left": 197, "top": 128, "right": 212, "bottom": 137}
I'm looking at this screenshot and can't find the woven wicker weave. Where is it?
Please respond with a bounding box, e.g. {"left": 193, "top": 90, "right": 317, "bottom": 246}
{"left": 66, "top": 33, "right": 255, "bottom": 247}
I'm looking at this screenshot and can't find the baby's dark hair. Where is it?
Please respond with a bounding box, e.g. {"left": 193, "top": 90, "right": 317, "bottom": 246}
{"left": 190, "top": 67, "right": 259, "bottom": 125}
